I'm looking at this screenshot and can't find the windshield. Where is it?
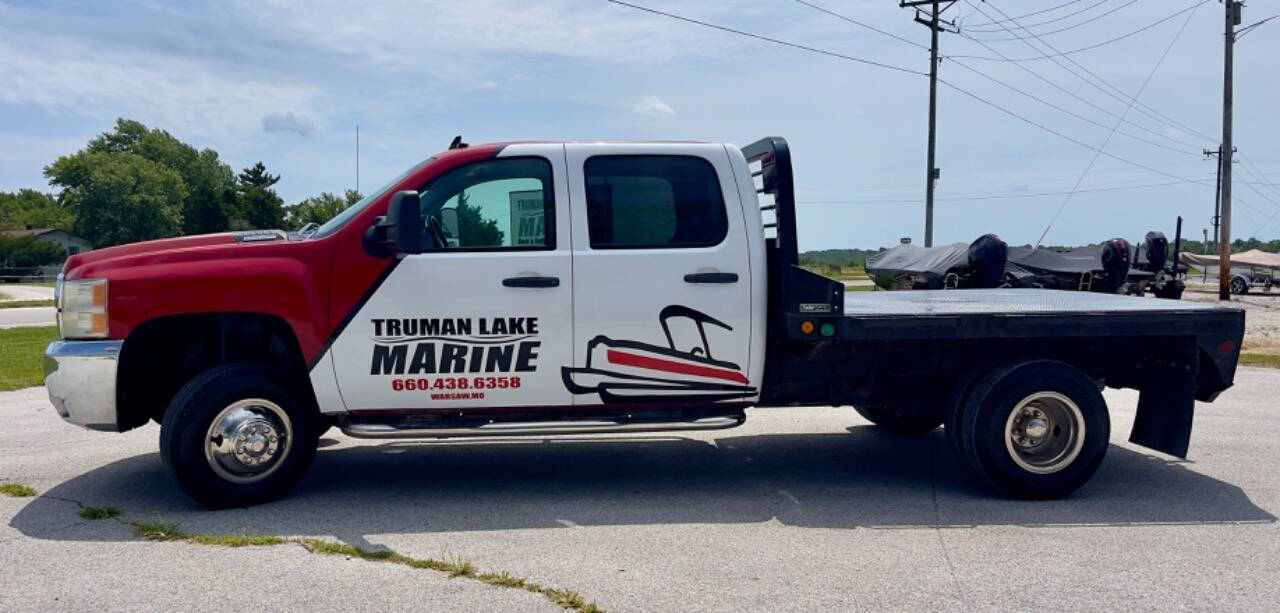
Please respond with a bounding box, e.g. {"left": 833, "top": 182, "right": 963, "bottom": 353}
{"left": 310, "top": 159, "right": 431, "bottom": 239}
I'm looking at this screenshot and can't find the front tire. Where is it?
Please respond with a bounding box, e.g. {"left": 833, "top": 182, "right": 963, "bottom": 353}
{"left": 160, "top": 364, "right": 318, "bottom": 509}
{"left": 958, "top": 360, "right": 1110, "bottom": 499}
{"left": 1231, "top": 276, "right": 1249, "bottom": 295}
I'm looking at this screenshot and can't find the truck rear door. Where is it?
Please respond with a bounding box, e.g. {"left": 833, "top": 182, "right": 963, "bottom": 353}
{"left": 561, "top": 144, "right": 757, "bottom": 407}
{"left": 329, "top": 144, "right": 575, "bottom": 411}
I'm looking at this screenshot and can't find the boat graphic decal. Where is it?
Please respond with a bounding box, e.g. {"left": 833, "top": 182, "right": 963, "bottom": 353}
{"left": 562, "top": 305, "right": 756, "bottom": 404}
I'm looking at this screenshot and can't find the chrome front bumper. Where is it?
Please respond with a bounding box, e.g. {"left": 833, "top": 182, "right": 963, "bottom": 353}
{"left": 44, "top": 340, "right": 122, "bottom": 432}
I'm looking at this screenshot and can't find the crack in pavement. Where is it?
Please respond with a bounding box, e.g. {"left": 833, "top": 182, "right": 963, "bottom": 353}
{"left": 7, "top": 492, "right": 605, "bottom": 612}
{"left": 929, "top": 434, "right": 969, "bottom": 608}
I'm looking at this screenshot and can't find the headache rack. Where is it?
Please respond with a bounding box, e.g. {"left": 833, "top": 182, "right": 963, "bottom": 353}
{"left": 741, "top": 137, "right": 845, "bottom": 343}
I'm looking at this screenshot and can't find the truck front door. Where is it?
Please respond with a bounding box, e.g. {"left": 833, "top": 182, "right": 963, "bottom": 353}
{"left": 330, "top": 144, "right": 575, "bottom": 411}
{"left": 561, "top": 144, "right": 756, "bottom": 407}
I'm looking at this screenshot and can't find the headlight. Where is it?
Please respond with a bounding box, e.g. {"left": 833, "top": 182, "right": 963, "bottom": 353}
{"left": 58, "top": 278, "right": 109, "bottom": 339}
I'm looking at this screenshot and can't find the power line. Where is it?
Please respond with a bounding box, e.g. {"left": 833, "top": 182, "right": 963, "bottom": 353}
{"left": 793, "top": 0, "right": 1202, "bottom": 156}
{"left": 1238, "top": 10, "right": 1280, "bottom": 39}
{"left": 965, "top": 0, "right": 1136, "bottom": 38}
{"left": 606, "top": 0, "right": 1213, "bottom": 193}
{"left": 793, "top": 0, "right": 926, "bottom": 51}
{"left": 953, "top": 29, "right": 1205, "bottom": 152}
{"left": 964, "top": 0, "right": 1218, "bottom": 145}
{"left": 952, "top": 58, "right": 1198, "bottom": 156}
{"left": 605, "top": 0, "right": 926, "bottom": 76}
{"left": 952, "top": 1, "right": 1207, "bottom": 62}
{"left": 1238, "top": 152, "right": 1280, "bottom": 203}
{"left": 938, "top": 77, "right": 1208, "bottom": 188}
{"left": 797, "top": 180, "right": 1192, "bottom": 205}
{"left": 964, "top": 0, "right": 1089, "bottom": 27}
{"left": 1033, "top": 0, "right": 1202, "bottom": 247}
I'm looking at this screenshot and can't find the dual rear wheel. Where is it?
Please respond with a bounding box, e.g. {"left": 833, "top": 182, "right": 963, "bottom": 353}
{"left": 859, "top": 359, "right": 1110, "bottom": 499}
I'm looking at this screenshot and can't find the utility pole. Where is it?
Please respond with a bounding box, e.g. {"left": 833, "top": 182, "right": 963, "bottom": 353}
{"left": 1205, "top": 146, "right": 1222, "bottom": 252}
{"left": 356, "top": 125, "right": 361, "bottom": 193}
{"left": 902, "top": 0, "right": 957, "bottom": 247}
{"left": 1218, "top": 1, "right": 1241, "bottom": 300}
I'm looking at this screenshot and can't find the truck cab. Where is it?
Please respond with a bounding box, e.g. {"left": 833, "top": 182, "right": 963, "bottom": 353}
{"left": 320, "top": 142, "right": 767, "bottom": 418}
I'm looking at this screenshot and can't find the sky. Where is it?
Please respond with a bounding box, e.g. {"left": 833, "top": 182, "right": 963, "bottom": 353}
{"left": 1, "top": 0, "right": 1278, "bottom": 250}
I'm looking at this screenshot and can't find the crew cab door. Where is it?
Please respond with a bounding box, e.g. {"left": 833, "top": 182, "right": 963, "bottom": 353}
{"left": 562, "top": 144, "right": 757, "bottom": 407}
{"left": 330, "top": 144, "right": 574, "bottom": 410}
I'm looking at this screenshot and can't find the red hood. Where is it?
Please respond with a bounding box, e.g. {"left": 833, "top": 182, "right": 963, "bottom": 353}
{"left": 63, "top": 231, "right": 288, "bottom": 280}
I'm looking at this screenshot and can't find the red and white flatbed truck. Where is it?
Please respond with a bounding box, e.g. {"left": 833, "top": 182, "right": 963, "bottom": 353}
{"left": 45, "top": 137, "right": 1244, "bottom": 508}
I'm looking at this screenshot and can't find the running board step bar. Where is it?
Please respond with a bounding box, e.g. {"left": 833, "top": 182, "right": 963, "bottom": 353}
{"left": 340, "top": 414, "right": 745, "bottom": 439}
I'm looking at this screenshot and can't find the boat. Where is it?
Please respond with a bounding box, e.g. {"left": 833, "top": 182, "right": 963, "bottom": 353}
{"left": 562, "top": 305, "right": 758, "bottom": 404}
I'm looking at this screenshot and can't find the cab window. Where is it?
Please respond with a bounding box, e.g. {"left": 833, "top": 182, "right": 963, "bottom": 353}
{"left": 417, "top": 157, "right": 554, "bottom": 250}
{"left": 583, "top": 155, "right": 728, "bottom": 249}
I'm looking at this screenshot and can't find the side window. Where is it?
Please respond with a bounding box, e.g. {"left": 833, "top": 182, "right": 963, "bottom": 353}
{"left": 584, "top": 155, "right": 728, "bottom": 249}
{"left": 417, "top": 157, "right": 554, "bottom": 250}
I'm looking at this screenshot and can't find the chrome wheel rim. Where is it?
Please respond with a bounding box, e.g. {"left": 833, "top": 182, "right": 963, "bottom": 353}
{"left": 204, "top": 398, "right": 292, "bottom": 484}
{"left": 1004, "top": 392, "right": 1085, "bottom": 475}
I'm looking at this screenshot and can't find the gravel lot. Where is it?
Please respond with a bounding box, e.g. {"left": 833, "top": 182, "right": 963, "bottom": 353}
{"left": 3, "top": 368, "right": 1279, "bottom": 612}
{"left": 1185, "top": 287, "right": 1280, "bottom": 352}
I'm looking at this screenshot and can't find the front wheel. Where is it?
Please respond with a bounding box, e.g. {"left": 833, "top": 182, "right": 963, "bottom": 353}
{"left": 958, "top": 360, "right": 1110, "bottom": 499}
{"left": 160, "top": 364, "right": 318, "bottom": 509}
{"left": 1231, "top": 276, "right": 1249, "bottom": 295}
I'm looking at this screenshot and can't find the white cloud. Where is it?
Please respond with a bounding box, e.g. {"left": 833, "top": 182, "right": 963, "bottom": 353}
{"left": 478, "top": 80, "right": 499, "bottom": 90}
{"left": 262, "top": 111, "right": 315, "bottom": 135}
{"left": 633, "top": 95, "right": 675, "bottom": 116}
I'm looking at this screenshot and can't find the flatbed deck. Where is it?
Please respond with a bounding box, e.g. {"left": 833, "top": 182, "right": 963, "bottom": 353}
{"left": 843, "top": 288, "right": 1229, "bottom": 316}
{"left": 836, "top": 289, "right": 1243, "bottom": 342}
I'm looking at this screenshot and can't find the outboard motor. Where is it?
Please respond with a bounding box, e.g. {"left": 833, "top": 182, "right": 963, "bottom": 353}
{"left": 1143, "top": 231, "right": 1168, "bottom": 272}
{"left": 1098, "top": 238, "right": 1131, "bottom": 291}
{"left": 966, "top": 233, "right": 1008, "bottom": 288}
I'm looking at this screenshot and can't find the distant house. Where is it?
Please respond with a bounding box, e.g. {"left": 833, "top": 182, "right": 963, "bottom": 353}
{"left": 1, "top": 228, "right": 93, "bottom": 258}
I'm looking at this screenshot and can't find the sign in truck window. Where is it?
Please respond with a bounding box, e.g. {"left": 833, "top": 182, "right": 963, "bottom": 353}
{"left": 508, "top": 189, "right": 546, "bottom": 246}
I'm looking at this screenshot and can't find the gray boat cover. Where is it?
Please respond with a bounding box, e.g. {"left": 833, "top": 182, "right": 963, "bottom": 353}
{"left": 1007, "top": 245, "right": 1102, "bottom": 274}
{"left": 865, "top": 243, "right": 970, "bottom": 289}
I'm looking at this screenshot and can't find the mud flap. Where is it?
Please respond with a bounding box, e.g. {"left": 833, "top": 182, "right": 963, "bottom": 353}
{"left": 1129, "top": 338, "right": 1197, "bottom": 458}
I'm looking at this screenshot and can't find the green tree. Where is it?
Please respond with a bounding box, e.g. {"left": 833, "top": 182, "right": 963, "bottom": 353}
{"left": 86, "top": 119, "right": 237, "bottom": 235}
{"left": 236, "top": 162, "right": 285, "bottom": 229}
{"left": 44, "top": 151, "right": 186, "bottom": 247}
{"left": 0, "top": 235, "right": 66, "bottom": 267}
{"left": 454, "top": 190, "right": 503, "bottom": 247}
{"left": 0, "top": 189, "right": 73, "bottom": 231}
{"left": 284, "top": 189, "right": 363, "bottom": 228}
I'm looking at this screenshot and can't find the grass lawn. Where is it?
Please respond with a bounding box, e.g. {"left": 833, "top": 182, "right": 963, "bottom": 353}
{"left": 0, "top": 299, "right": 55, "bottom": 309}
{"left": 0, "top": 326, "right": 58, "bottom": 391}
{"left": 1240, "top": 352, "right": 1280, "bottom": 368}
{"left": 801, "top": 265, "right": 868, "bottom": 281}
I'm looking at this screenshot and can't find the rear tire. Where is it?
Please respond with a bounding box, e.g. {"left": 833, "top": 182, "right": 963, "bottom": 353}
{"left": 958, "top": 360, "right": 1109, "bottom": 499}
{"left": 943, "top": 367, "right": 989, "bottom": 470}
{"left": 160, "top": 364, "right": 318, "bottom": 509}
{"left": 854, "top": 401, "right": 944, "bottom": 435}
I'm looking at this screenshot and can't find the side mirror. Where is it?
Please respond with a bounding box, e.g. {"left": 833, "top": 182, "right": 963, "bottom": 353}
{"left": 362, "top": 190, "right": 424, "bottom": 257}
{"left": 387, "top": 191, "right": 425, "bottom": 253}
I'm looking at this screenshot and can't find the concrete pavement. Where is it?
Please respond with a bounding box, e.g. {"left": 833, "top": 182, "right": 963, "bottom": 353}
{"left": 3, "top": 369, "right": 1279, "bottom": 611}
{"left": 0, "top": 284, "right": 55, "bottom": 329}
{"left": 0, "top": 284, "right": 54, "bottom": 302}
{"left": 0, "top": 306, "right": 55, "bottom": 329}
